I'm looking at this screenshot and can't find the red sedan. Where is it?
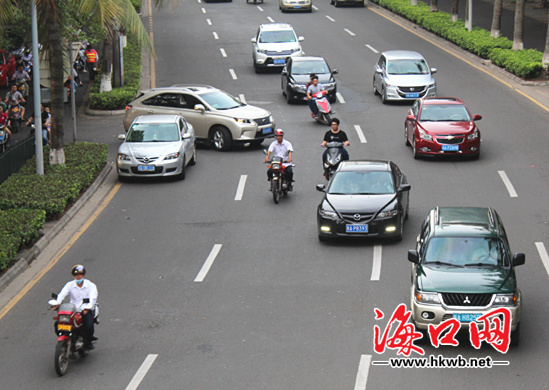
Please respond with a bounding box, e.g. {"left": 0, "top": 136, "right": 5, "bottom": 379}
{"left": 0, "top": 49, "right": 16, "bottom": 87}
{"left": 405, "top": 97, "right": 481, "bottom": 159}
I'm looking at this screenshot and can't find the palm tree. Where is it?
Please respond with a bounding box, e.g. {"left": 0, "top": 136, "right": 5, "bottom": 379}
{"left": 450, "top": 0, "right": 459, "bottom": 22}
{"left": 543, "top": 13, "right": 549, "bottom": 68}
{"left": 513, "top": 0, "right": 525, "bottom": 50}
{"left": 430, "top": 0, "right": 438, "bottom": 12}
{"left": 490, "top": 0, "right": 503, "bottom": 38}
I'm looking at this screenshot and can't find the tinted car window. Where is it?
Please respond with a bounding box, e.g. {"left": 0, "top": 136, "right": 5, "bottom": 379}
{"left": 142, "top": 93, "right": 181, "bottom": 107}
{"left": 199, "top": 91, "right": 243, "bottom": 110}
{"left": 424, "top": 237, "right": 507, "bottom": 266}
{"left": 419, "top": 104, "right": 471, "bottom": 121}
{"left": 328, "top": 171, "right": 395, "bottom": 194}
{"left": 291, "top": 60, "right": 330, "bottom": 75}
{"left": 179, "top": 94, "right": 202, "bottom": 110}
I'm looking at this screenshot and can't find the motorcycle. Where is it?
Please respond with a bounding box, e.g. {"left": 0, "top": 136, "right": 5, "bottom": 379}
{"left": 15, "top": 78, "right": 29, "bottom": 98}
{"left": 265, "top": 151, "right": 294, "bottom": 204}
{"left": 48, "top": 294, "right": 98, "bottom": 376}
{"left": 7, "top": 104, "right": 23, "bottom": 134}
{"left": 0, "top": 124, "right": 9, "bottom": 153}
{"left": 323, "top": 141, "right": 345, "bottom": 181}
{"left": 310, "top": 90, "right": 333, "bottom": 125}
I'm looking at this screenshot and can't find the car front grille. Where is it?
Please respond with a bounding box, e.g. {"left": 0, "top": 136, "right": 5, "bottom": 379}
{"left": 254, "top": 116, "right": 272, "bottom": 126}
{"left": 135, "top": 157, "right": 159, "bottom": 163}
{"left": 398, "top": 86, "right": 426, "bottom": 93}
{"left": 340, "top": 212, "right": 375, "bottom": 223}
{"left": 441, "top": 293, "right": 493, "bottom": 307}
{"left": 436, "top": 136, "right": 465, "bottom": 145}
{"left": 266, "top": 50, "right": 293, "bottom": 55}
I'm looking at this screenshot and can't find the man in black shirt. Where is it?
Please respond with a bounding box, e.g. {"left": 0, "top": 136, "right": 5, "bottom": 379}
{"left": 321, "top": 117, "right": 350, "bottom": 163}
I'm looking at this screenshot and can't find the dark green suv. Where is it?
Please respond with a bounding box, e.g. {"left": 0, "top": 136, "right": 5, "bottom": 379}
{"left": 408, "top": 207, "right": 525, "bottom": 345}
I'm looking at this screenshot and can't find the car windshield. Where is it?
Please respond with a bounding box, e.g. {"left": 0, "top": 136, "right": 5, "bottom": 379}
{"left": 199, "top": 91, "right": 243, "bottom": 110}
{"left": 387, "top": 59, "right": 429, "bottom": 75}
{"left": 328, "top": 171, "right": 395, "bottom": 195}
{"left": 291, "top": 60, "right": 330, "bottom": 75}
{"left": 423, "top": 237, "right": 507, "bottom": 267}
{"left": 419, "top": 104, "right": 471, "bottom": 121}
{"left": 126, "top": 123, "right": 180, "bottom": 142}
{"left": 259, "top": 31, "right": 297, "bottom": 43}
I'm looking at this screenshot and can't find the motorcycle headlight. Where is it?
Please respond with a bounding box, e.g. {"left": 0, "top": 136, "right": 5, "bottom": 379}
{"left": 118, "top": 153, "right": 131, "bottom": 161}
{"left": 493, "top": 293, "right": 518, "bottom": 306}
{"left": 58, "top": 314, "right": 71, "bottom": 323}
{"left": 272, "top": 162, "right": 280, "bottom": 170}
{"left": 377, "top": 209, "right": 399, "bottom": 218}
{"left": 418, "top": 129, "right": 432, "bottom": 141}
{"left": 467, "top": 130, "right": 479, "bottom": 140}
{"left": 164, "top": 152, "right": 180, "bottom": 161}
{"left": 415, "top": 291, "right": 441, "bottom": 304}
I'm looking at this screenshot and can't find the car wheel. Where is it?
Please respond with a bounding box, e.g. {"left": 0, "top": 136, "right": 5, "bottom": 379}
{"left": 211, "top": 126, "right": 232, "bottom": 151}
{"left": 373, "top": 78, "right": 379, "bottom": 96}
{"left": 318, "top": 234, "right": 330, "bottom": 242}
{"left": 381, "top": 87, "right": 388, "bottom": 104}
{"left": 286, "top": 88, "right": 295, "bottom": 104}
{"left": 413, "top": 321, "right": 428, "bottom": 344}
{"left": 177, "top": 158, "right": 186, "bottom": 180}
{"left": 405, "top": 125, "right": 411, "bottom": 146}
{"left": 335, "top": 0, "right": 340, "bottom": 7}
{"left": 412, "top": 138, "right": 419, "bottom": 160}
{"left": 254, "top": 63, "right": 262, "bottom": 74}
{"left": 405, "top": 201, "right": 409, "bottom": 220}
{"left": 510, "top": 323, "right": 520, "bottom": 346}
{"left": 189, "top": 143, "right": 197, "bottom": 166}
{"left": 393, "top": 215, "right": 404, "bottom": 242}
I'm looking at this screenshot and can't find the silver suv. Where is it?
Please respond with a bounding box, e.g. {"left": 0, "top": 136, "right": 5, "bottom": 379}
{"left": 123, "top": 85, "right": 275, "bottom": 151}
{"left": 251, "top": 23, "right": 304, "bottom": 73}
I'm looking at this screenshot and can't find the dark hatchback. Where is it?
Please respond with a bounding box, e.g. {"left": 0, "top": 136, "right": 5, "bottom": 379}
{"left": 316, "top": 160, "right": 411, "bottom": 241}
{"left": 281, "top": 56, "right": 338, "bottom": 104}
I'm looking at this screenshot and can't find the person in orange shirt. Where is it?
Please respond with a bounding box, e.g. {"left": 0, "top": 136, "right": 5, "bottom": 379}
{"left": 84, "top": 44, "right": 99, "bottom": 82}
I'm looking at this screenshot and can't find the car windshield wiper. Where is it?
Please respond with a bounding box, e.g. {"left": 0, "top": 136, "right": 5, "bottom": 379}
{"left": 424, "top": 261, "right": 464, "bottom": 268}
{"left": 464, "top": 263, "right": 498, "bottom": 267}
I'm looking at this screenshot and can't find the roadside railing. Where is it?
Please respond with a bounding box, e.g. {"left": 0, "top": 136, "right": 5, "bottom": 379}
{"left": 0, "top": 135, "right": 36, "bottom": 185}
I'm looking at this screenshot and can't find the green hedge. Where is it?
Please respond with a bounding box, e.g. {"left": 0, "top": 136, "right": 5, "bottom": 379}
{"left": 0, "top": 209, "right": 46, "bottom": 271}
{"left": 370, "top": 0, "right": 544, "bottom": 79}
{"left": 89, "top": 36, "right": 142, "bottom": 110}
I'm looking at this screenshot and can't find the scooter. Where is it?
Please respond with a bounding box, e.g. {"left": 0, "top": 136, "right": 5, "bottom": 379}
{"left": 310, "top": 90, "right": 333, "bottom": 125}
{"left": 0, "top": 124, "right": 9, "bottom": 153}
{"left": 15, "top": 78, "right": 29, "bottom": 98}
{"left": 264, "top": 151, "right": 294, "bottom": 204}
{"left": 323, "top": 141, "right": 345, "bottom": 181}
{"left": 48, "top": 294, "right": 98, "bottom": 376}
{"left": 7, "top": 104, "right": 23, "bottom": 134}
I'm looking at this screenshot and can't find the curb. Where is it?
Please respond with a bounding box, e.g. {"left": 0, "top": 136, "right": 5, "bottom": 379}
{"left": 85, "top": 107, "right": 126, "bottom": 116}
{"left": 0, "top": 164, "right": 113, "bottom": 293}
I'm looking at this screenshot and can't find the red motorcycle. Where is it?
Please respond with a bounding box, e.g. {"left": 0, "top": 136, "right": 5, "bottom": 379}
{"left": 265, "top": 154, "right": 294, "bottom": 204}
{"left": 49, "top": 295, "right": 96, "bottom": 376}
{"left": 310, "top": 90, "right": 333, "bottom": 125}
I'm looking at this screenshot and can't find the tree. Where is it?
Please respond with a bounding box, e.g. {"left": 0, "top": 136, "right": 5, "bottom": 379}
{"left": 544, "top": 13, "right": 549, "bottom": 68}
{"left": 430, "top": 0, "right": 438, "bottom": 12}
{"left": 513, "top": 0, "right": 525, "bottom": 50}
{"left": 450, "top": 0, "right": 459, "bottom": 22}
{"left": 491, "top": 0, "right": 503, "bottom": 38}
{"left": 537, "top": 0, "right": 548, "bottom": 8}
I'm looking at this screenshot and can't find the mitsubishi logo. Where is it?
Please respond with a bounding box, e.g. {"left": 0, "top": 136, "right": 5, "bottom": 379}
{"left": 353, "top": 214, "right": 361, "bottom": 221}
{"left": 463, "top": 296, "right": 471, "bottom": 304}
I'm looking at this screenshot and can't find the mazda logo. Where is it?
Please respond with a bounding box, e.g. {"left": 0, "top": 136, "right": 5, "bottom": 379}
{"left": 463, "top": 296, "right": 471, "bottom": 304}
{"left": 353, "top": 214, "right": 361, "bottom": 221}
{"left": 142, "top": 157, "right": 150, "bottom": 163}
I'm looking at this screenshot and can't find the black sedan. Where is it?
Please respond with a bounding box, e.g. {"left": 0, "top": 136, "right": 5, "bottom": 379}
{"left": 281, "top": 56, "right": 338, "bottom": 104}
{"left": 316, "top": 160, "right": 411, "bottom": 241}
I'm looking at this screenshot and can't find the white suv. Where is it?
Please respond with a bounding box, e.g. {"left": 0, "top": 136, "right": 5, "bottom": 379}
{"left": 251, "top": 23, "right": 304, "bottom": 73}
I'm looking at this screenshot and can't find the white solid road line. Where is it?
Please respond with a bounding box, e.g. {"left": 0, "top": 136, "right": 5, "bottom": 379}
{"left": 354, "top": 355, "right": 372, "bottom": 390}
{"left": 229, "top": 69, "right": 238, "bottom": 80}
{"left": 235, "top": 175, "right": 247, "bottom": 201}
{"left": 371, "top": 245, "right": 381, "bottom": 281}
{"left": 239, "top": 94, "right": 247, "bottom": 104}
{"left": 207, "top": 18, "right": 212, "bottom": 25}
{"left": 195, "top": 244, "right": 222, "bottom": 282}
{"left": 125, "top": 354, "right": 158, "bottom": 390}
{"left": 365, "top": 44, "right": 378, "bottom": 53}
{"left": 498, "top": 171, "right": 518, "bottom": 197}
{"left": 336, "top": 92, "right": 345, "bottom": 104}
{"left": 354, "top": 125, "right": 367, "bottom": 144}
{"left": 201, "top": 7, "right": 206, "bottom": 13}
{"left": 220, "top": 48, "right": 227, "bottom": 57}
{"left": 345, "top": 28, "right": 356, "bottom": 36}
{"left": 326, "top": 15, "right": 335, "bottom": 22}
{"left": 213, "top": 32, "right": 219, "bottom": 40}
{"left": 535, "top": 242, "right": 549, "bottom": 277}
{"left": 267, "top": 16, "right": 275, "bottom": 23}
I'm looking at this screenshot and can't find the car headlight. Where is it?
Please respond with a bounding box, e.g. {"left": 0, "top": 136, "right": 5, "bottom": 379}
{"left": 257, "top": 49, "right": 269, "bottom": 54}
{"left": 319, "top": 205, "right": 338, "bottom": 219}
{"left": 118, "top": 153, "right": 131, "bottom": 161}
{"left": 418, "top": 128, "right": 432, "bottom": 141}
{"left": 493, "top": 293, "right": 518, "bottom": 306}
{"left": 290, "top": 48, "right": 301, "bottom": 53}
{"left": 377, "top": 209, "right": 399, "bottom": 218}
{"left": 415, "top": 291, "right": 441, "bottom": 304}
{"left": 324, "top": 82, "right": 335, "bottom": 89}
{"left": 235, "top": 118, "right": 251, "bottom": 124}
{"left": 467, "top": 130, "right": 479, "bottom": 140}
{"left": 289, "top": 83, "right": 306, "bottom": 91}
{"left": 164, "top": 152, "right": 180, "bottom": 161}
{"left": 428, "top": 83, "right": 436, "bottom": 88}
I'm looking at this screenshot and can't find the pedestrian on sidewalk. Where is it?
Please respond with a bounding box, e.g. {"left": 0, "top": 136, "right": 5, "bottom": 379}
{"left": 85, "top": 44, "right": 99, "bottom": 83}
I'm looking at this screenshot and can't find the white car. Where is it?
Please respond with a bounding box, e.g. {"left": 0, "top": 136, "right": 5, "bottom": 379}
{"left": 117, "top": 114, "right": 196, "bottom": 181}
{"left": 251, "top": 23, "right": 304, "bottom": 73}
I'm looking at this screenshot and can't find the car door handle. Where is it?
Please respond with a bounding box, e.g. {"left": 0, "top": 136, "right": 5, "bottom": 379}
{"left": 148, "top": 110, "right": 154, "bottom": 114}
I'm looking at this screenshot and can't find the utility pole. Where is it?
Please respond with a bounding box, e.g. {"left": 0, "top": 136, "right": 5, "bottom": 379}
{"left": 31, "top": 0, "right": 43, "bottom": 175}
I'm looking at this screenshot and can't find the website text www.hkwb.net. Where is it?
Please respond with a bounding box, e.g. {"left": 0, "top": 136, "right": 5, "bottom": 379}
{"left": 373, "top": 354, "right": 509, "bottom": 368}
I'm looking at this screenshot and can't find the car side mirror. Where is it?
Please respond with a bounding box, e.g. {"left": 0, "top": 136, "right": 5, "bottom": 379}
{"left": 431, "top": 67, "right": 437, "bottom": 74}
{"left": 182, "top": 133, "right": 191, "bottom": 139}
{"left": 298, "top": 36, "right": 304, "bottom": 42}
{"left": 316, "top": 184, "right": 326, "bottom": 192}
{"left": 473, "top": 114, "right": 482, "bottom": 121}
{"left": 281, "top": 69, "right": 287, "bottom": 75}
{"left": 375, "top": 68, "right": 383, "bottom": 74}
{"left": 332, "top": 69, "right": 339, "bottom": 75}
{"left": 408, "top": 250, "right": 419, "bottom": 264}
{"left": 406, "top": 114, "right": 415, "bottom": 121}
{"left": 194, "top": 104, "right": 205, "bottom": 113}
{"left": 118, "top": 134, "right": 126, "bottom": 140}
{"left": 251, "top": 37, "right": 257, "bottom": 43}
{"left": 512, "top": 253, "right": 525, "bottom": 267}
{"left": 398, "top": 184, "right": 411, "bottom": 192}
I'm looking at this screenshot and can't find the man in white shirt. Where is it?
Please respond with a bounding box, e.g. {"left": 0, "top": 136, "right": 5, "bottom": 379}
{"left": 55, "top": 265, "right": 98, "bottom": 350}
{"left": 264, "top": 128, "right": 294, "bottom": 189}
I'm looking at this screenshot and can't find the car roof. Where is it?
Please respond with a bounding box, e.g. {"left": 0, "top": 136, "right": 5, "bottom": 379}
{"left": 292, "top": 56, "right": 327, "bottom": 63}
{"left": 431, "top": 207, "right": 499, "bottom": 237}
{"left": 132, "top": 114, "right": 182, "bottom": 124}
{"left": 337, "top": 160, "right": 391, "bottom": 172}
{"left": 382, "top": 50, "right": 426, "bottom": 61}
{"left": 421, "top": 97, "right": 464, "bottom": 105}
{"left": 137, "top": 85, "right": 218, "bottom": 95}
{"left": 259, "top": 23, "right": 295, "bottom": 31}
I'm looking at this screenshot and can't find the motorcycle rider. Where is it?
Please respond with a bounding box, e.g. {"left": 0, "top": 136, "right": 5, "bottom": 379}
{"left": 0, "top": 105, "right": 11, "bottom": 142}
{"left": 4, "top": 84, "right": 26, "bottom": 106}
{"left": 52, "top": 265, "right": 98, "bottom": 351}
{"left": 12, "top": 63, "right": 31, "bottom": 84}
{"left": 264, "top": 128, "right": 294, "bottom": 190}
{"left": 306, "top": 75, "right": 326, "bottom": 119}
{"left": 321, "top": 117, "right": 350, "bottom": 164}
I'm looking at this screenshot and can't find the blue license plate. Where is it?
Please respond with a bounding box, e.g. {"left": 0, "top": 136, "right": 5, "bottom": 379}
{"left": 0, "top": 135, "right": 4, "bottom": 141}
{"left": 442, "top": 144, "right": 459, "bottom": 151}
{"left": 262, "top": 127, "right": 272, "bottom": 134}
{"left": 346, "top": 224, "right": 368, "bottom": 233}
{"left": 273, "top": 59, "right": 286, "bottom": 64}
{"left": 453, "top": 313, "right": 481, "bottom": 322}
{"left": 405, "top": 93, "right": 420, "bottom": 98}
{"left": 138, "top": 165, "right": 155, "bottom": 172}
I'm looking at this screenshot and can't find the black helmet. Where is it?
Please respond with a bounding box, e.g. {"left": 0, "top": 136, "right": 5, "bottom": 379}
{"left": 71, "top": 264, "right": 86, "bottom": 275}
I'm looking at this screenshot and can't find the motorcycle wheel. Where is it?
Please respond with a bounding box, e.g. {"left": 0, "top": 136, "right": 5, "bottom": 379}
{"left": 54, "top": 340, "right": 70, "bottom": 376}
{"left": 323, "top": 113, "right": 332, "bottom": 125}
{"left": 272, "top": 180, "right": 280, "bottom": 204}
{"left": 12, "top": 120, "right": 19, "bottom": 134}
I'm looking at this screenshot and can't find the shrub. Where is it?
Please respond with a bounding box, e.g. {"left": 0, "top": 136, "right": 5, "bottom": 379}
{"left": 489, "top": 48, "right": 544, "bottom": 79}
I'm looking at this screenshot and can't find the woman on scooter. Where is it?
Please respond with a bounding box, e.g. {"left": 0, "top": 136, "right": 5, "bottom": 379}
{"left": 321, "top": 118, "right": 350, "bottom": 164}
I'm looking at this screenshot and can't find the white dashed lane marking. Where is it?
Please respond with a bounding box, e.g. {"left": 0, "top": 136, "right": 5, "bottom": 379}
{"left": 498, "top": 171, "right": 518, "bottom": 197}
{"left": 336, "top": 92, "right": 345, "bottom": 104}
{"left": 326, "top": 15, "right": 335, "bottom": 22}
{"left": 220, "top": 48, "right": 227, "bottom": 57}
{"left": 195, "top": 244, "right": 222, "bottom": 282}
{"left": 535, "top": 242, "right": 549, "bottom": 277}
{"left": 207, "top": 18, "right": 212, "bottom": 25}
{"left": 354, "top": 125, "right": 367, "bottom": 144}
{"left": 125, "top": 354, "right": 158, "bottom": 390}
{"left": 229, "top": 69, "right": 238, "bottom": 80}
{"left": 235, "top": 175, "right": 247, "bottom": 201}
{"left": 354, "top": 355, "right": 372, "bottom": 390}
{"left": 370, "top": 245, "right": 381, "bottom": 280}
{"left": 345, "top": 28, "right": 356, "bottom": 36}
{"left": 213, "top": 32, "right": 219, "bottom": 40}
{"left": 201, "top": 7, "right": 206, "bottom": 13}
{"left": 366, "top": 44, "right": 378, "bottom": 53}
{"left": 267, "top": 16, "right": 275, "bottom": 22}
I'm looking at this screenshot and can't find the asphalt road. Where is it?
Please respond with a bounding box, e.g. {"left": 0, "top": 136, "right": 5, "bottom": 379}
{"left": 1, "top": 1, "right": 549, "bottom": 389}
